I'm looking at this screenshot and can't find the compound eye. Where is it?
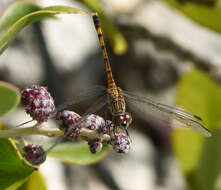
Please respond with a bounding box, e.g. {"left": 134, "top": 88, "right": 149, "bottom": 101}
{"left": 121, "top": 120, "right": 127, "bottom": 127}
{"left": 115, "top": 114, "right": 124, "bottom": 125}
{"left": 124, "top": 112, "right": 132, "bottom": 124}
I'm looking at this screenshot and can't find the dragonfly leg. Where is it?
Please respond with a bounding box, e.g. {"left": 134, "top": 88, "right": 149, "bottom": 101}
{"left": 104, "top": 107, "right": 114, "bottom": 136}
{"left": 104, "top": 107, "right": 109, "bottom": 121}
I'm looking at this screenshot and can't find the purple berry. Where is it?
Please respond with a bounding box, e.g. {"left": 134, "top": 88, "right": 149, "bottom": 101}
{"left": 110, "top": 132, "right": 131, "bottom": 153}
{"left": 56, "top": 110, "right": 82, "bottom": 138}
{"left": 21, "top": 85, "right": 56, "bottom": 122}
{"left": 23, "top": 144, "right": 46, "bottom": 165}
{"left": 88, "top": 138, "right": 103, "bottom": 154}
{"left": 83, "top": 114, "right": 105, "bottom": 131}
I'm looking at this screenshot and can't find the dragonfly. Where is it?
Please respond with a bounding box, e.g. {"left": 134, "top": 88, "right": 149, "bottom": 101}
{"left": 17, "top": 13, "right": 211, "bottom": 154}
{"left": 83, "top": 12, "right": 211, "bottom": 137}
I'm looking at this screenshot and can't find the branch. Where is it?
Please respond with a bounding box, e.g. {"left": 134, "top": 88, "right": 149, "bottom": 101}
{"left": 0, "top": 126, "right": 110, "bottom": 141}
{"left": 0, "top": 126, "right": 63, "bottom": 138}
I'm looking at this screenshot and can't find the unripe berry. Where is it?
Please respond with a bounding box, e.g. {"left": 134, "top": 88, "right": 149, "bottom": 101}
{"left": 56, "top": 110, "right": 82, "bottom": 138}
{"left": 23, "top": 144, "right": 46, "bottom": 165}
{"left": 110, "top": 132, "right": 131, "bottom": 153}
{"left": 88, "top": 138, "right": 103, "bottom": 154}
{"left": 83, "top": 114, "right": 105, "bottom": 131}
{"left": 21, "top": 85, "right": 56, "bottom": 122}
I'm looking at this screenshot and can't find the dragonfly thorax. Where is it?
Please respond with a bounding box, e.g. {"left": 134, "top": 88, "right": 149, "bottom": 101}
{"left": 106, "top": 87, "right": 132, "bottom": 128}
{"left": 107, "top": 87, "right": 126, "bottom": 115}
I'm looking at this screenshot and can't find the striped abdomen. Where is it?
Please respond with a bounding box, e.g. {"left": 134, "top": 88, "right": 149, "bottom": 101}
{"left": 92, "top": 13, "right": 116, "bottom": 89}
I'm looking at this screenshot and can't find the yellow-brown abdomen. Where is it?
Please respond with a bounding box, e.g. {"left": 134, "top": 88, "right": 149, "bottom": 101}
{"left": 92, "top": 13, "right": 117, "bottom": 89}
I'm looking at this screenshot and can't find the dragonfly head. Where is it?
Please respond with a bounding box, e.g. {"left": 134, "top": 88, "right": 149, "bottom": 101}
{"left": 115, "top": 112, "right": 132, "bottom": 128}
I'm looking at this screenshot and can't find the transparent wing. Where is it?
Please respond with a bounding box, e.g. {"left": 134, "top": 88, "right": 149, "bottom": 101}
{"left": 123, "top": 90, "right": 211, "bottom": 137}
{"left": 44, "top": 94, "right": 108, "bottom": 154}
{"left": 15, "top": 86, "right": 106, "bottom": 128}
{"left": 55, "top": 86, "right": 106, "bottom": 112}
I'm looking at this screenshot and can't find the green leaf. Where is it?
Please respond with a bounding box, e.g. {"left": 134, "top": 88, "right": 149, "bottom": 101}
{"left": 0, "top": 138, "right": 34, "bottom": 190}
{"left": 48, "top": 142, "right": 109, "bottom": 165}
{"left": 0, "top": 122, "right": 3, "bottom": 130}
{"left": 196, "top": 130, "right": 221, "bottom": 190}
{"left": 0, "top": 81, "right": 20, "bottom": 117}
{"left": 18, "top": 171, "right": 47, "bottom": 190}
{"left": 0, "top": 1, "right": 42, "bottom": 34}
{"left": 0, "top": 2, "right": 87, "bottom": 55}
{"left": 172, "top": 130, "right": 204, "bottom": 173}
{"left": 173, "top": 69, "right": 221, "bottom": 189}
{"left": 175, "top": 69, "right": 221, "bottom": 131}
{"left": 78, "top": 0, "right": 128, "bottom": 54}
{"left": 163, "top": 0, "right": 221, "bottom": 34}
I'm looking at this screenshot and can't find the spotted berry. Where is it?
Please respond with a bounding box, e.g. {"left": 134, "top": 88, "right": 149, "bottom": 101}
{"left": 23, "top": 144, "right": 46, "bottom": 165}
{"left": 110, "top": 132, "right": 131, "bottom": 153}
{"left": 88, "top": 138, "right": 103, "bottom": 154}
{"left": 83, "top": 114, "right": 105, "bottom": 131}
{"left": 21, "top": 85, "right": 56, "bottom": 122}
{"left": 56, "top": 110, "right": 82, "bottom": 138}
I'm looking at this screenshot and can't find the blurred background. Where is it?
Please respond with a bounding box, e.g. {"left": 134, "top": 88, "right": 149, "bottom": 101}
{"left": 1, "top": 0, "right": 221, "bottom": 189}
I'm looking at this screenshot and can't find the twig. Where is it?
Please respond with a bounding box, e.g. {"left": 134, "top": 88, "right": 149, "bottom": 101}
{"left": 0, "top": 126, "right": 63, "bottom": 138}
{"left": 0, "top": 126, "right": 111, "bottom": 141}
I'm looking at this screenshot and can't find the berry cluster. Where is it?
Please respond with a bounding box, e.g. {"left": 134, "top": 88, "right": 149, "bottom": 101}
{"left": 56, "top": 111, "right": 131, "bottom": 154}
{"left": 21, "top": 85, "right": 132, "bottom": 165}
{"left": 56, "top": 110, "right": 82, "bottom": 139}
{"left": 23, "top": 144, "right": 46, "bottom": 165}
{"left": 21, "top": 85, "right": 56, "bottom": 122}
{"left": 110, "top": 133, "right": 131, "bottom": 153}
{"left": 88, "top": 138, "right": 103, "bottom": 154}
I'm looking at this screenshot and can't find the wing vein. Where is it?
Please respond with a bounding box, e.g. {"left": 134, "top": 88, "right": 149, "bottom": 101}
{"left": 123, "top": 90, "right": 211, "bottom": 137}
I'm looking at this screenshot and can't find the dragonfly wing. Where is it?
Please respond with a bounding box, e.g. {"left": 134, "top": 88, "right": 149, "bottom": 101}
{"left": 45, "top": 94, "right": 108, "bottom": 154}
{"left": 15, "top": 119, "right": 35, "bottom": 128}
{"left": 56, "top": 86, "right": 106, "bottom": 112}
{"left": 123, "top": 90, "right": 211, "bottom": 137}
